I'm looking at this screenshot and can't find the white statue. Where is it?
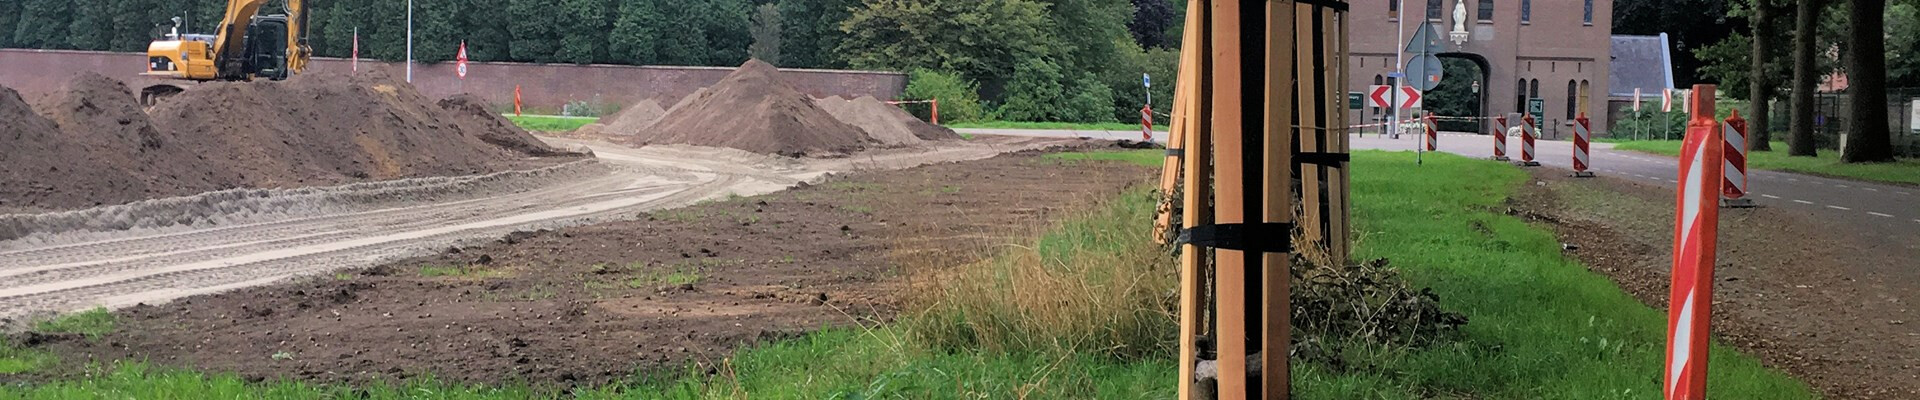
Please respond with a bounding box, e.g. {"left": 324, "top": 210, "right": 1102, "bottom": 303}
{"left": 1452, "top": 1, "right": 1469, "bottom": 33}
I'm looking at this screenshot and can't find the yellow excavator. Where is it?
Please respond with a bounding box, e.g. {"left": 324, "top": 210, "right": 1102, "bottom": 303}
{"left": 139, "top": 0, "right": 309, "bottom": 104}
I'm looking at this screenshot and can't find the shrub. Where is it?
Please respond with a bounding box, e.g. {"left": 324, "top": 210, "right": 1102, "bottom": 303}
{"left": 998, "top": 58, "right": 1118, "bottom": 123}
{"left": 903, "top": 69, "right": 987, "bottom": 123}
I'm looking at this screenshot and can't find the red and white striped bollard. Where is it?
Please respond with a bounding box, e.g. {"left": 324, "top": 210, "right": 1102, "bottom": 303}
{"left": 1665, "top": 85, "right": 1724, "bottom": 400}
{"left": 1721, "top": 110, "right": 1755, "bottom": 207}
{"left": 1424, "top": 112, "right": 1438, "bottom": 151}
{"left": 1572, "top": 112, "right": 1595, "bottom": 177}
{"left": 1491, "top": 115, "right": 1510, "bottom": 161}
{"left": 1518, "top": 114, "right": 1540, "bottom": 166}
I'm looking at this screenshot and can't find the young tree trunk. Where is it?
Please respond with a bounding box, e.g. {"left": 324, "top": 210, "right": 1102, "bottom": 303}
{"left": 1844, "top": 0, "right": 1895, "bottom": 162}
{"left": 1748, "top": 0, "right": 1774, "bottom": 151}
{"left": 1788, "top": 0, "right": 1819, "bottom": 157}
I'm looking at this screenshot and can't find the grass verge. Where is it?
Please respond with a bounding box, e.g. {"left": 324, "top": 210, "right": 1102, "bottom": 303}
{"left": 505, "top": 114, "right": 596, "bottom": 132}
{"left": 947, "top": 120, "right": 1149, "bottom": 132}
{"left": 0, "top": 150, "right": 1812, "bottom": 398}
{"left": 1613, "top": 140, "right": 1920, "bottom": 185}
{"left": 33, "top": 308, "right": 115, "bottom": 339}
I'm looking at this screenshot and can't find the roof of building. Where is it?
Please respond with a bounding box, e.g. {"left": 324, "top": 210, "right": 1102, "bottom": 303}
{"left": 1609, "top": 34, "right": 1674, "bottom": 98}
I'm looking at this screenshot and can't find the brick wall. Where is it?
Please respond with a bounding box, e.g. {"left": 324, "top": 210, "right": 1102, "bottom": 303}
{"left": 0, "top": 49, "right": 907, "bottom": 112}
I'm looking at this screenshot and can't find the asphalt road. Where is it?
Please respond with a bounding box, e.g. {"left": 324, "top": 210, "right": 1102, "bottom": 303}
{"left": 959, "top": 127, "right": 1917, "bottom": 255}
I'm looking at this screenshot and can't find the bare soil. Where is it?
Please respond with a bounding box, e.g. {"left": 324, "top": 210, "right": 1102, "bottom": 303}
{"left": 19, "top": 150, "right": 1152, "bottom": 386}
{"left": 1510, "top": 168, "right": 1920, "bottom": 399}
{"left": 0, "top": 71, "right": 571, "bottom": 214}
{"left": 817, "top": 96, "right": 959, "bottom": 146}
{"left": 630, "top": 60, "right": 874, "bottom": 157}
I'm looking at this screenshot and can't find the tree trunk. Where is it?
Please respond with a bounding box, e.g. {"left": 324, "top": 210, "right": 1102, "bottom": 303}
{"left": 1789, "top": 0, "right": 1819, "bottom": 157}
{"left": 1748, "top": 0, "right": 1774, "bottom": 151}
{"left": 1844, "top": 0, "right": 1894, "bottom": 162}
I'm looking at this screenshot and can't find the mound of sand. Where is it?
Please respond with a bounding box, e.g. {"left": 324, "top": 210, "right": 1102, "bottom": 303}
{"left": 595, "top": 99, "right": 667, "bottom": 136}
{"left": 818, "top": 96, "right": 960, "bottom": 146}
{"left": 631, "top": 60, "right": 873, "bottom": 157}
{"left": 0, "top": 71, "right": 567, "bottom": 212}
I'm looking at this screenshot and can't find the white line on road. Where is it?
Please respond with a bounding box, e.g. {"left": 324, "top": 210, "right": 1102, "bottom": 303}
{"left": 1667, "top": 179, "right": 1679, "bottom": 183}
{"left": 1836, "top": 184, "right": 1851, "bottom": 188}
{"left": 1761, "top": 194, "right": 1781, "bottom": 199}
{"left": 1793, "top": 200, "right": 1815, "bottom": 205}
{"left": 1828, "top": 205, "right": 1852, "bottom": 211}
{"left": 1864, "top": 188, "right": 1879, "bottom": 192}
{"left": 1898, "top": 191, "right": 1913, "bottom": 196}
{"left": 1869, "top": 212, "right": 1895, "bottom": 218}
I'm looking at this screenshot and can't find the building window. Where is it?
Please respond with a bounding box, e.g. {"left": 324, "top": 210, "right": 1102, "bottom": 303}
{"left": 1516, "top": 79, "right": 1527, "bottom": 112}
{"left": 1584, "top": 0, "right": 1594, "bottom": 24}
{"left": 1389, "top": 0, "right": 1399, "bottom": 19}
{"left": 1579, "top": 80, "right": 1592, "bottom": 116}
{"left": 1428, "top": 0, "right": 1443, "bottom": 21}
{"left": 1566, "top": 80, "right": 1578, "bottom": 119}
{"left": 1521, "top": 0, "right": 1532, "bottom": 23}
{"left": 1479, "top": 0, "right": 1495, "bottom": 21}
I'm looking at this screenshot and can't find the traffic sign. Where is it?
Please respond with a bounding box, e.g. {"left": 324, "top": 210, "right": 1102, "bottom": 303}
{"left": 1405, "top": 22, "right": 1446, "bottom": 55}
{"left": 1368, "top": 85, "right": 1393, "bottom": 108}
{"left": 1400, "top": 86, "right": 1423, "bottom": 109}
{"left": 1404, "top": 54, "right": 1444, "bottom": 91}
{"left": 1348, "top": 92, "right": 1364, "bottom": 109}
{"left": 1528, "top": 98, "right": 1546, "bottom": 127}
{"left": 1143, "top": 73, "right": 1151, "bottom": 88}
{"left": 456, "top": 42, "right": 469, "bottom": 79}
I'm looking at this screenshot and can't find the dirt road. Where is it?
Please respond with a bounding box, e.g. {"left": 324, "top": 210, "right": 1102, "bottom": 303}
{"left": 0, "top": 135, "right": 1075, "bottom": 324}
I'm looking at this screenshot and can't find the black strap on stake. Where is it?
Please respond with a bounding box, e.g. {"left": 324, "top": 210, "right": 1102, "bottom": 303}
{"left": 1295, "top": 152, "right": 1350, "bottom": 166}
{"left": 1176, "top": 223, "right": 1295, "bottom": 253}
{"left": 1293, "top": 0, "right": 1350, "bottom": 11}
{"left": 1166, "top": 148, "right": 1185, "bottom": 157}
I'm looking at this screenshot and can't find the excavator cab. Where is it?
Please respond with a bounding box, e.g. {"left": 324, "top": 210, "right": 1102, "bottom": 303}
{"left": 237, "top": 15, "right": 292, "bottom": 80}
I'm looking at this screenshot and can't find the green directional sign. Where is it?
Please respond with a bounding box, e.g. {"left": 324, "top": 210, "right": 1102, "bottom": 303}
{"left": 1528, "top": 98, "right": 1546, "bottom": 128}
{"left": 1348, "top": 92, "right": 1364, "bottom": 109}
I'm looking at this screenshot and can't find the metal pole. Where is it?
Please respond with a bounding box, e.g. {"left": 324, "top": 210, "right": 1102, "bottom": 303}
{"left": 1394, "top": 7, "right": 1404, "bottom": 145}
{"left": 406, "top": 0, "right": 414, "bottom": 83}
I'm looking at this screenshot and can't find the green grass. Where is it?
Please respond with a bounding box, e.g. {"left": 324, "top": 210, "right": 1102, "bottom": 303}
{"left": 1614, "top": 140, "right": 1920, "bottom": 185}
{"left": 505, "top": 114, "right": 596, "bottom": 132}
{"left": 1041, "top": 149, "right": 1164, "bottom": 167}
{"left": 0, "top": 150, "right": 1814, "bottom": 399}
{"left": 34, "top": 308, "right": 116, "bottom": 339}
{"left": 1316, "top": 150, "right": 1813, "bottom": 398}
{"left": 947, "top": 120, "right": 1150, "bottom": 132}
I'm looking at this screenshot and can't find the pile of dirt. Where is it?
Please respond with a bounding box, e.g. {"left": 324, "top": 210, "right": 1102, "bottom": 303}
{"left": 0, "top": 81, "right": 152, "bottom": 211}
{"left": 0, "top": 71, "right": 568, "bottom": 212}
{"left": 630, "top": 60, "right": 873, "bottom": 157}
{"left": 817, "top": 96, "right": 961, "bottom": 147}
{"left": 596, "top": 99, "right": 667, "bottom": 135}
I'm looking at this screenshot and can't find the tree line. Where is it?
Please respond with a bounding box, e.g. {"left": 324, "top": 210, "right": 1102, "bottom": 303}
{"left": 0, "top": 0, "right": 1184, "bottom": 124}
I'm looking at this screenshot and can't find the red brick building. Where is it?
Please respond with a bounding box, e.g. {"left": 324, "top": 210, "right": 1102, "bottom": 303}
{"left": 1348, "top": 0, "right": 1614, "bottom": 137}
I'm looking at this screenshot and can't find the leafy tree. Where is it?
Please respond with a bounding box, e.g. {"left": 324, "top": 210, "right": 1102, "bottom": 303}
{"left": 704, "top": 0, "right": 753, "bottom": 66}
{"left": 998, "top": 57, "right": 1112, "bottom": 122}
{"left": 1747, "top": 0, "right": 1779, "bottom": 150}
{"left": 1614, "top": 0, "right": 1738, "bottom": 86}
{"left": 464, "top": 0, "right": 515, "bottom": 62}
{"left": 1789, "top": 0, "right": 1820, "bottom": 157}
{"left": 1844, "top": 0, "right": 1894, "bottom": 162}
{"left": 749, "top": 3, "right": 783, "bottom": 65}
{"left": 839, "top": 0, "right": 1063, "bottom": 92}
{"left": 903, "top": 69, "right": 987, "bottom": 123}
{"left": 507, "top": 0, "right": 562, "bottom": 62}
{"left": 1033, "top": 0, "right": 1133, "bottom": 77}
{"left": 654, "top": 0, "right": 715, "bottom": 65}
{"left": 776, "top": 0, "right": 858, "bottom": 69}
{"left": 1061, "top": 73, "right": 1117, "bottom": 122}
{"left": 318, "top": 0, "right": 371, "bottom": 60}
{"left": 608, "top": 0, "right": 664, "bottom": 64}
{"left": 107, "top": 0, "right": 163, "bottom": 52}
{"left": 1102, "top": 38, "right": 1177, "bottom": 121}
{"left": 413, "top": 0, "right": 470, "bottom": 63}
{"left": 557, "top": 0, "right": 613, "bottom": 64}
{"left": 1427, "top": 58, "right": 1484, "bottom": 132}
{"left": 16, "top": 0, "right": 75, "bottom": 49}
{"left": 1128, "top": 0, "right": 1176, "bottom": 49}
{"left": 0, "top": 0, "right": 17, "bottom": 48}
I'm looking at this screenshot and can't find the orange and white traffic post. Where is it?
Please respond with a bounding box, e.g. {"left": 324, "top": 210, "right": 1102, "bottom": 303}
{"left": 1721, "top": 110, "right": 1755, "bottom": 208}
{"left": 1423, "top": 111, "right": 1438, "bottom": 151}
{"left": 513, "top": 85, "right": 523, "bottom": 117}
{"left": 1142, "top": 104, "right": 1156, "bottom": 142}
{"left": 1518, "top": 114, "right": 1541, "bottom": 166}
{"left": 1572, "top": 112, "right": 1595, "bottom": 177}
{"left": 1491, "top": 115, "right": 1510, "bottom": 161}
{"left": 1664, "top": 85, "right": 1725, "bottom": 400}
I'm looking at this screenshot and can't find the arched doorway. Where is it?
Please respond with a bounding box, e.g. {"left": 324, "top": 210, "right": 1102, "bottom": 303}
{"left": 1429, "top": 52, "right": 1492, "bottom": 133}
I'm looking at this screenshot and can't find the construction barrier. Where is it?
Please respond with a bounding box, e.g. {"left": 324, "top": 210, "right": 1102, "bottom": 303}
{"left": 1665, "top": 85, "right": 1724, "bottom": 400}
{"left": 513, "top": 85, "right": 523, "bottom": 117}
{"left": 884, "top": 99, "right": 941, "bottom": 125}
{"left": 1572, "top": 113, "right": 1595, "bottom": 177}
{"left": 1518, "top": 114, "right": 1540, "bottom": 166}
{"left": 1492, "top": 115, "right": 1510, "bottom": 161}
{"left": 1142, "top": 104, "right": 1156, "bottom": 142}
{"left": 1423, "top": 112, "right": 1438, "bottom": 151}
{"left": 1721, "top": 111, "right": 1754, "bottom": 207}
